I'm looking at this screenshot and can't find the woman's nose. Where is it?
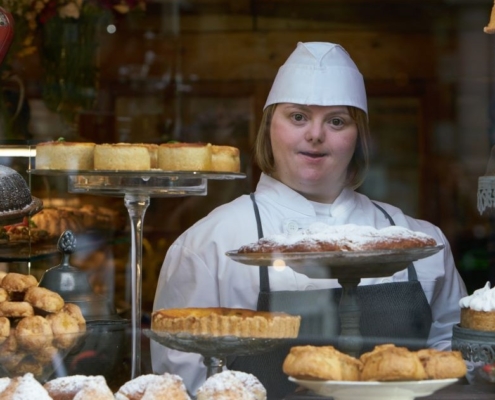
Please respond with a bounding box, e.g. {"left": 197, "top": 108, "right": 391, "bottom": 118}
{"left": 304, "top": 123, "right": 325, "bottom": 143}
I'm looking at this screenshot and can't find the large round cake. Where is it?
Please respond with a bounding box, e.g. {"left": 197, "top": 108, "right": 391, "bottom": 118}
{"left": 151, "top": 307, "right": 301, "bottom": 338}
{"left": 0, "top": 165, "right": 42, "bottom": 224}
{"left": 237, "top": 223, "right": 437, "bottom": 253}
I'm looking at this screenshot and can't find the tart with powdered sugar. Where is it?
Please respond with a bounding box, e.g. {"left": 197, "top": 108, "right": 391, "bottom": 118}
{"left": 151, "top": 307, "right": 301, "bottom": 338}
{"left": 43, "top": 375, "right": 114, "bottom": 400}
{"left": 115, "top": 373, "right": 191, "bottom": 400}
{"left": 196, "top": 370, "right": 266, "bottom": 400}
{"left": 237, "top": 223, "right": 437, "bottom": 254}
{"left": 460, "top": 281, "right": 495, "bottom": 332}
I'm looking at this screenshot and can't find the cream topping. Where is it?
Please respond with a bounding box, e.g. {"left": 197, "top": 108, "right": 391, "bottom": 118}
{"left": 459, "top": 281, "right": 495, "bottom": 311}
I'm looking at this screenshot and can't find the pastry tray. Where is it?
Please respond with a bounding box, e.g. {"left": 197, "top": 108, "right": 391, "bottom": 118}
{"left": 226, "top": 245, "right": 444, "bottom": 279}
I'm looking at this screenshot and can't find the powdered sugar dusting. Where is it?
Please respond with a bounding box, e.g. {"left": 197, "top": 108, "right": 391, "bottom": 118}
{"left": 238, "top": 223, "right": 436, "bottom": 253}
{"left": 197, "top": 370, "right": 266, "bottom": 400}
{"left": 5, "top": 373, "right": 52, "bottom": 399}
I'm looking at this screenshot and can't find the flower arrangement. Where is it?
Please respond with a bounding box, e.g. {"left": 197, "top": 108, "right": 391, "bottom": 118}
{"left": 0, "top": 0, "right": 146, "bottom": 58}
{"left": 0, "top": 0, "right": 146, "bottom": 135}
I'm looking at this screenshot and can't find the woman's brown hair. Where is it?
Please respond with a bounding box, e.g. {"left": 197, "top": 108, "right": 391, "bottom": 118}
{"left": 253, "top": 104, "right": 370, "bottom": 190}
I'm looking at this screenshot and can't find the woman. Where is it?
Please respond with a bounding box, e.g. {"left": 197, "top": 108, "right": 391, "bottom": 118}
{"left": 151, "top": 42, "right": 467, "bottom": 399}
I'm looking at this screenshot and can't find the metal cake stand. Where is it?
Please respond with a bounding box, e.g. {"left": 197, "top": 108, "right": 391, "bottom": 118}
{"left": 29, "top": 169, "right": 245, "bottom": 379}
{"left": 226, "top": 245, "right": 444, "bottom": 357}
{"left": 144, "top": 329, "right": 288, "bottom": 378}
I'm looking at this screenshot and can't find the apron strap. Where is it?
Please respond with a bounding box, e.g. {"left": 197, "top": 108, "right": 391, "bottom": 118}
{"left": 250, "top": 193, "right": 270, "bottom": 293}
{"left": 372, "top": 202, "right": 418, "bottom": 281}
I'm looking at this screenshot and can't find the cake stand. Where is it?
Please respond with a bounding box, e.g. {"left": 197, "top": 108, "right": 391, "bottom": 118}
{"left": 226, "top": 245, "right": 443, "bottom": 357}
{"left": 29, "top": 169, "right": 245, "bottom": 379}
{"left": 143, "top": 329, "right": 289, "bottom": 378}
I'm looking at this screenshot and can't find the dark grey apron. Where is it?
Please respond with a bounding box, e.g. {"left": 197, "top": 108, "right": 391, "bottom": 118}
{"left": 228, "top": 194, "right": 433, "bottom": 400}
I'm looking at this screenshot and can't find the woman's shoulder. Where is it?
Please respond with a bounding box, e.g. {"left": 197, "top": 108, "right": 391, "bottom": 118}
{"left": 180, "top": 194, "right": 256, "bottom": 238}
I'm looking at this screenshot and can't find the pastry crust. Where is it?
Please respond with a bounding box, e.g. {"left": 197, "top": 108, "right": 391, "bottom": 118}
{"left": 94, "top": 143, "right": 152, "bottom": 171}
{"left": 157, "top": 142, "right": 212, "bottom": 171}
{"left": 115, "top": 373, "right": 191, "bottom": 400}
{"left": 24, "top": 286, "right": 65, "bottom": 313}
{"left": 0, "top": 316, "right": 10, "bottom": 344}
{"left": 283, "top": 345, "right": 362, "bottom": 381}
{"left": 44, "top": 375, "right": 114, "bottom": 400}
{"left": 0, "top": 288, "right": 8, "bottom": 302}
{"left": 237, "top": 224, "right": 437, "bottom": 254}
{"left": 151, "top": 307, "right": 301, "bottom": 338}
{"left": 35, "top": 141, "right": 95, "bottom": 170}
{"left": 15, "top": 315, "right": 54, "bottom": 351}
{"left": 0, "top": 272, "right": 37, "bottom": 294}
{"left": 416, "top": 348, "right": 467, "bottom": 379}
{"left": 211, "top": 145, "right": 241, "bottom": 172}
{"left": 0, "top": 373, "right": 52, "bottom": 400}
{"left": 460, "top": 308, "right": 495, "bottom": 332}
{"left": 360, "top": 344, "right": 427, "bottom": 381}
{"left": 197, "top": 370, "right": 266, "bottom": 400}
{"left": 46, "top": 310, "right": 82, "bottom": 349}
{"left": 0, "top": 301, "right": 34, "bottom": 318}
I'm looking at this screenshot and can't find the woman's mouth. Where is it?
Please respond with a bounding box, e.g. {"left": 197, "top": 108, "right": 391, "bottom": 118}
{"left": 299, "top": 151, "right": 326, "bottom": 159}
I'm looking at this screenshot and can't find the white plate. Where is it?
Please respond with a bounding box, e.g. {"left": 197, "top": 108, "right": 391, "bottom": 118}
{"left": 289, "top": 377, "right": 458, "bottom": 400}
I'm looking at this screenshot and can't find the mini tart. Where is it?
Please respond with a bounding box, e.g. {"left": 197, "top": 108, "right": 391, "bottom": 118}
{"left": 35, "top": 141, "right": 95, "bottom": 170}
{"left": 460, "top": 308, "right": 495, "bottom": 332}
{"left": 157, "top": 142, "right": 212, "bottom": 171}
{"left": 94, "top": 143, "right": 152, "bottom": 171}
{"left": 151, "top": 307, "right": 301, "bottom": 338}
{"left": 211, "top": 145, "right": 241, "bottom": 172}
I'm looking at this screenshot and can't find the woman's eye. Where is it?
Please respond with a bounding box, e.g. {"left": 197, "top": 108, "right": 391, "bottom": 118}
{"left": 331, "top": 118, "right": 344, "bottom": 126}
{"left": 292, "top": 113, "right": 305, "bottom": 122}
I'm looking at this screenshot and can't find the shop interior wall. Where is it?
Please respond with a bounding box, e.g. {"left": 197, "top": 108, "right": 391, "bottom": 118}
{"left": 4, "top": 0, "right": 495, "bottom": 310}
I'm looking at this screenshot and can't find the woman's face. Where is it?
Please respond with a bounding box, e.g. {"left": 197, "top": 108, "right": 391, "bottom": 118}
{"left": 270, "top": 103, "right": 358, "bottom": 203}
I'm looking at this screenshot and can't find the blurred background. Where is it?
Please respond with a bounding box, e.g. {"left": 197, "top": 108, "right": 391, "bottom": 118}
{"left": 1, "top": 0, "right": 494, "bottom": 312}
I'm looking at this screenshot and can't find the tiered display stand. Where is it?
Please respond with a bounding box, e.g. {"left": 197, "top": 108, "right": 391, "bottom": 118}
{"left": 29, "top": 169, "right": 245, "bottom": 378}
{"left": 226, "top": 246, "right": 443, "bottom": 357}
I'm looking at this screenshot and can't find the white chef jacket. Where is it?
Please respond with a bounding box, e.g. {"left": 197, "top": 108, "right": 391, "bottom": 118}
{"left": 151, "top": 173, "right": 467, "bottom": 394}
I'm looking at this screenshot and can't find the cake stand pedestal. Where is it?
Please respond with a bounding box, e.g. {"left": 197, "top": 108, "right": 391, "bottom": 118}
{"left": 226, "top": 246, "right": 443, "bottom": 357}
{"left": 30, "top": 170, "right": 245, "bottom": 378}
{"left": 144, "top": 329, "right": 289, "bottom": 379}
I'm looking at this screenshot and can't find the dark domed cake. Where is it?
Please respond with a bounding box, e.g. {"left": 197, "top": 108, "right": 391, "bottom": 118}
{"left": 0, "top": 165, "right": 42, "bottom": 224}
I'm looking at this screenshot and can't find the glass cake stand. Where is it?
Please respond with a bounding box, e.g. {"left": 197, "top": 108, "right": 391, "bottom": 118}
{"left": 143, "top": 329, "right": 289, "bottom": 378}
{"left": 226, "top": 245, "right": 444, "bottom": 357}
{"left": 29, "top": 169, "right": 245, "bottom": 378}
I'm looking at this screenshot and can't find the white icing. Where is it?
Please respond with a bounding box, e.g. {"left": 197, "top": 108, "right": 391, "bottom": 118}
{"left": 459, "top": 281, "right": 495, "bottom": 311}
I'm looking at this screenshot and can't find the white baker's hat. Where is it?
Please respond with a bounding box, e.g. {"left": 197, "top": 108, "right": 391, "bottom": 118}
{"left": 264, "top": 42, "right": 367, "bottom": 114}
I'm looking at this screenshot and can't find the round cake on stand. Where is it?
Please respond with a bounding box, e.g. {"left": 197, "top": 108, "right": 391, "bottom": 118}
{"left": 0, "top": 165, "right": 42, "bottom": 225}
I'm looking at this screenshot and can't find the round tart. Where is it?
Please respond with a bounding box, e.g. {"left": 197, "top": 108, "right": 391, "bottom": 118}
{"left": 151, "top": 307, "right": 301, "bottom": 338}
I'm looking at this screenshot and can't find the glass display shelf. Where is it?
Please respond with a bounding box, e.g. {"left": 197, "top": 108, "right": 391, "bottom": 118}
{"left": 28, "top": 169, "right": 246, "bottom": 379}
